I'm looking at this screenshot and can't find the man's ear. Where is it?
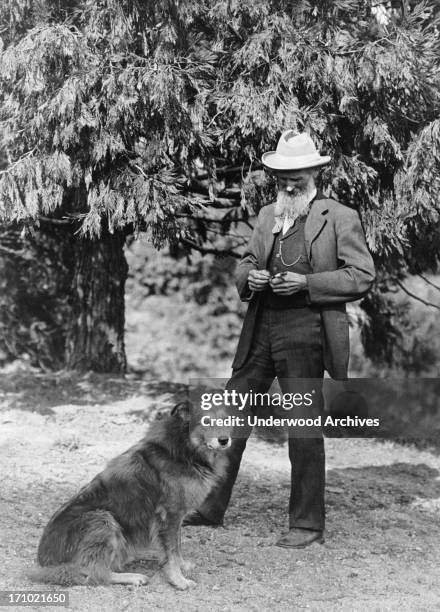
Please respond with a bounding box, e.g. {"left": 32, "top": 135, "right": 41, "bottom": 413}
{"left": 171, "top": 401, "right": 192, "bottom": 421}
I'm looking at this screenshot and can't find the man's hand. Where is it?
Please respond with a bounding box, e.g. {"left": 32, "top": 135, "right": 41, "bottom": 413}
{"left": 270, "top": 272, "right": 308, "bottom": 295}
{"left": 248, "top": 269, "right": 271, "bottom": 292}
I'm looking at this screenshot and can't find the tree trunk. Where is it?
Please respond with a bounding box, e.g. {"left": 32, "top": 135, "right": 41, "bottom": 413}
{"left": 65, "top": 229, "right": 128, "bottom": 373}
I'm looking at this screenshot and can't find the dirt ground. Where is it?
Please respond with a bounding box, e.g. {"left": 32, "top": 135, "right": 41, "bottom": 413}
{"left": 1, "top": 370, "right": 440, "bottom": 612}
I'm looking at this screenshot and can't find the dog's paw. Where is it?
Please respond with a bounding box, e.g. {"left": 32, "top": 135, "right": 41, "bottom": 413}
{"left": 180, "top": 559, "right": 195, "bottom": 573}
{"left": 167, "top": 574, "right": 197, "bottom": 590}
{"left": 175, "top": 577, "right": 197, "bottom": 590}
{"left": 110, "top": 571, "right": 148, "bottom": 586}
{"left": 132, "top": 574, "right": 149, "bottom": 586}
{"left": 163, "top": 561, "right": 197, "bottom": 590}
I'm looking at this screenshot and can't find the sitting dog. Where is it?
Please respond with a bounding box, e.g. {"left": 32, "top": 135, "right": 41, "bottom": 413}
{"left": 30, "top": 401, "right": 231, "bottom": 590}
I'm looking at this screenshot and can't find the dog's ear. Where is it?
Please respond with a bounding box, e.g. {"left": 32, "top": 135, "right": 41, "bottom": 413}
{"left": 171, "top": 401, "right": 192, "bottom": 421}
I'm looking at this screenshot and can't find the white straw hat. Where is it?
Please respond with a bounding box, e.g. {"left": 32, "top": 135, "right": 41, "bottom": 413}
{"left": 262, "top": 130, "right": 331, "bottom": 170}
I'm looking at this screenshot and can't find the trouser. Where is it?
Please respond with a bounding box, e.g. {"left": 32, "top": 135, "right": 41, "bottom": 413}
{"left": 198, "top": 305, "right": 325, "bottom": 531}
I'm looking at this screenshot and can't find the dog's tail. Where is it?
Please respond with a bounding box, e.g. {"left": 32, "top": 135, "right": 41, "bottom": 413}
{"left": 28, "top": 563, "right": 106, "bottom": 586}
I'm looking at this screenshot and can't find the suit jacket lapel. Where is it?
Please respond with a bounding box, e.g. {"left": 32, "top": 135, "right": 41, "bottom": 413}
{"left": 305, "top": 198, "right": 329, "bottom": 260}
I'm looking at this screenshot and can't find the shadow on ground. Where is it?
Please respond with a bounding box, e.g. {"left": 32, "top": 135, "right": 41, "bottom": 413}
{"left": 0, "top": 369, "right": 186, "bottom": 415}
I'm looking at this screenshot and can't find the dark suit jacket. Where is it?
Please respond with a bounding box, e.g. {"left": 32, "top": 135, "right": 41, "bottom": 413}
{"left": 232, "top": 196, "right": 376, "bottom": 379}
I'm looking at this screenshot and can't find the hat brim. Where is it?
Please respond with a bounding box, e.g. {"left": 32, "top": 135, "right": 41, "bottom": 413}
{"left": 262, "top": 151, "right": 331, "bottom": 171}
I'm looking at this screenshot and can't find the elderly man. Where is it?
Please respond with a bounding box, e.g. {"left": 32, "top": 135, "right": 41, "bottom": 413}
{"left": 185, "top": 131, "right": 376, "bottom": 548}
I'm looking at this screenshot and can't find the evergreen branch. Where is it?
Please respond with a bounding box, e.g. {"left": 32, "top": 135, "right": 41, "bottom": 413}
{"left": 195, "top": 165, "right": 260, "bottom": 180}
{"left": 180, "top": 237, "right": 241, "bottom": 259}
{"left": 38, "top": 215, "right": 72, "bottom": 225}
{"left": 0, "top": 148, "right": 37, "bottom": 175}
{"left": 188, "top": 179, "right": 241, "bottom": 200}
{"left": 0, "top": 244, "right": 28, "bottom": 259}
{"left": 395, "top": 279, "right": 440, "bottom": 310}
{"left": 336, "top": 37, "right": 398, "bottom": 56}
{"left": 174, "top": 213, "right": 226, "bottom": 222}
{"left": 205, "top": 227, "right": 248, "bottom": 243}
{"left": 132, "top": 164, "right": 153, "bottom": 179}
{"left": 197, "top": 196, "right": 239, "bottom": 209}
{"left": 130, "top": 166, "right": 238, "bottom": 209}
{"left": 418, "top": 273, "right": 440, "bottom": 293}
{"left": 175, "top": 211, "right": 255, "bottom": 231}
{"left": 174, "top": 213, "right": 243, "bottom": 224}
{"left": 221, "top": 188, "right": 242, "bottom": 198}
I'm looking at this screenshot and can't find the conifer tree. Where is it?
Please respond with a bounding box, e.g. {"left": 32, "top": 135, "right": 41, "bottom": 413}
{"left": 1, "top": 0, "right": 439, "bottom": 371}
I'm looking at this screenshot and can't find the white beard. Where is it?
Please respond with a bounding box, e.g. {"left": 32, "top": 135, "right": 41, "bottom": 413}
{"left": 274, "top": 185, "right": 315, "bottom": 221}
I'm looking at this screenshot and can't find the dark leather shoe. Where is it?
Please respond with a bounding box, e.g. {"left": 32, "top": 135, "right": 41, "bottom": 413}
{"left": 275, "top": 528, "right": 324, "bottom": 548}
{"left": 182, "top": 511, "right": 222, "bottom": 527}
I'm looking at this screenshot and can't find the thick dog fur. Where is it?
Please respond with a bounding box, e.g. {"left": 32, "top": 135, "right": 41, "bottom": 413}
{"left": 30, "top": 402, "right": 231, "bottom": 589}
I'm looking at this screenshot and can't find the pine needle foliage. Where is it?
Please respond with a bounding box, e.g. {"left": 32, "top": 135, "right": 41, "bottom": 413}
{"left": 1, "top": 0, "right": 440, "bottom": 367}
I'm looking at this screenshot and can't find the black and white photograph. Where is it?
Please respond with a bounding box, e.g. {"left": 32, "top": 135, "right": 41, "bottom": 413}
{"left": 1, "top": 1, "right": 440, "bottom": 610}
